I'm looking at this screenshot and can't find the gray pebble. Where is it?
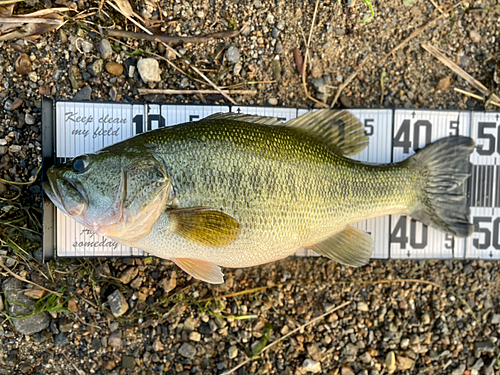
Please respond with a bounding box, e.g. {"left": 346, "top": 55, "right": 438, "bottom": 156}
{"left": 73, "top": 85, "right": 92, "bottom": 101}
{"left": 0, "top": 139, "right": 7, "bottom": 146}
{"left": 491, "top": 314, "right": 500, "bottom": 324}
{"left": 340, "top": 95, "right": 353, "bottom": 108}
{"left": 98, "top": 39, "right": 113, "bottom": 59}
{"left": 344, "top": 343, "right": 358, "bottom": 357}
{"left": 183, "top": 317, "right": 196, "bottom": 332}
{"left": 469, "top": 30, "right": 481, "bottom": 43}
{"left": 233, "top": 63, "right": 242, "bottom": 76}
{"left": 119, "top": 267, "right": 139, "bottom": 284}
{"left": 54, "top": 333, "right": 69, "bottom": 346}
{"left": 268, "top": 98, "right": 278, "bottom": 106}
{"left": 359, "top": 351, "right": 372, "bottom": 364}
{"left": 475, "top": 341, "right": 496, "bottom": 357}
{"left": 4, "top": 100, "right": 12, "bottom": 111}
{"left": 302, "top": 359, "right": 321, "bottom": 373}
{"left": 87, "top": 59, "right": 104, "bottom": 77}
{"left": 225, "top": 46, "right": 240, "bottom": 64}
{"left": 311, "top": 77, "right": 326, "bottom": 94}
{"left": 335, "top": 28, "right": 346, "bottom": 36}
{"left": 274, "top": 41, "right": 283, "bottom": 54}
{"left": 25, "top": 114, "right": 36, "bottom": 125}
{"left": 199, "top": 319, "right": 217, "bottom": 334}
{"left": 109, "top": 86, "right": 117, "bottom": 101}
{"left": 178, "top": 342, "right": 197, "bottom": 359}
{"left": 272, "top": 28, "right": 280, "bottom": 39}
{"left": 121, "top": 355, "right": 136, "bottom": 369}
{"left": 357, "top": 301, "right": 369, "bottom": 312}
{"left": 59, "top": 318, "right": 73, "bottom": 332}
{"left": 276, "top": 20, "right": 286, "bottom": 30}
{"left": 107, "top": 289, "right": 129, "bottom": 317}
{"left": 189, "top": 331, "right": 201, "bottom": 342}
{"left": 80, "top": 40, "right": 93, "bottom": 53}
{"left": 228, "top": 345, "right": 238, "bottom": 359}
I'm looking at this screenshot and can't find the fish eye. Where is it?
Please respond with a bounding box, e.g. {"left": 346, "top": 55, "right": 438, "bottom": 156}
{"left": 72, "top": 156, "right": 89, "bottom": 174}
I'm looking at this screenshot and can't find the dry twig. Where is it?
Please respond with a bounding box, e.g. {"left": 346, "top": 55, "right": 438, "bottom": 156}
{"left": 331, "top": 53, "right": 371, "bottom": 108}
{"left": 107, "top": 29, "right": 239, "bottom": 44}
{"left": 137, "top": 88, "right": 257, "bottom": 95}
{"left": 453, "top": 88, "right": 500, "bottom": 107}
{"left": 423, "top": 43, "right": 500, "bottom": 104}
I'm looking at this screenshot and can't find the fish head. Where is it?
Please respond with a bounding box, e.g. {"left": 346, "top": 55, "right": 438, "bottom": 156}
{"left": 43, "top": 151, "right": 172, "bottom": 243}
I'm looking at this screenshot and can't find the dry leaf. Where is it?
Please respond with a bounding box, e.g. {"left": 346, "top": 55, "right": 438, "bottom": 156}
{"left": 68, "top": 299, "right": 78, "bottom": 313}
{"left": 111, "top": 0, "right": 135, "bottom": 18}
{"left": 15, "top": 53, "right": 32, "bottom": 75}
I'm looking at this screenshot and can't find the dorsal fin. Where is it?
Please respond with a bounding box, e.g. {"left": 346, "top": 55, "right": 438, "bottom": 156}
{"left": 202, "top": 112, "right": 285, "bottom": 126}
{"left": 285, "top": 110, "right": 368, "bottom": 156}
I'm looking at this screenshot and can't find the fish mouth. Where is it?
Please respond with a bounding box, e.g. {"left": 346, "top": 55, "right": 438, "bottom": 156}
{"left": 43, "top": 168, "right": 88, "bottom": 217}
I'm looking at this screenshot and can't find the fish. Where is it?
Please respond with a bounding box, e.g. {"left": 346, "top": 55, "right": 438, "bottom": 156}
{"left": 43, "top": 110, "right": 475, "bottom": 284}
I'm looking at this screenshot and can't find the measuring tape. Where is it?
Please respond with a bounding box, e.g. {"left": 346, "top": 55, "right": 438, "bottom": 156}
{"left": 41, "top": 98, "right": 499, "bottom": 261}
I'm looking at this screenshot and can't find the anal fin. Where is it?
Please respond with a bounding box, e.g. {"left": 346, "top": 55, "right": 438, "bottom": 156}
{"left": 172, "top": 258, "right": 224, "bottom": 284}
{"left": 308, "top": 226, "right": 374, "bottom": 267}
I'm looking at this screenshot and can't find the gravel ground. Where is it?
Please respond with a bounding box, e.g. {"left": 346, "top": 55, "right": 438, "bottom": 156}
{"left": 0, "top": 0, "right": 500, "bottom": 374}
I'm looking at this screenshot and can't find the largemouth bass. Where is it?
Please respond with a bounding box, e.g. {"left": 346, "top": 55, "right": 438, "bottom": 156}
{"left": 43, "top": 110, "right": 474, "bottom": 283}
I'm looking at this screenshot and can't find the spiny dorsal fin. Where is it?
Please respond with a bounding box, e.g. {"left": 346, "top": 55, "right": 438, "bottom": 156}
{"left": 172, "top": 258, "right": 224, "bottom": 284}
{"left": 285, "top": 110, "right": 368, "bottom": 156}
{"left": 307, "top": 225, "right": 374, "bottom": 267}
{"left": 202, "top": 112, "right": 285, "bottom": 126}
{"left": 168, "top": 207, "right": 241, "bottom": 248}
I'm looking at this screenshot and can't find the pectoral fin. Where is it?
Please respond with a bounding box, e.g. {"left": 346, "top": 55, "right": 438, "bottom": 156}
{"left": 172, "top": 258, "right": 224, "bottom": 284}
{"left": 308, "top": 226, "right": 374, "bottom": 267}
{"left": 168, "top": 207, "right": 241, "bottom": 248}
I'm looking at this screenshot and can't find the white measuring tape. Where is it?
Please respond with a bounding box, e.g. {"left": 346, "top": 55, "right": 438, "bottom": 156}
{"left": 42, "top": 100, "right": 500, "bottom": 260}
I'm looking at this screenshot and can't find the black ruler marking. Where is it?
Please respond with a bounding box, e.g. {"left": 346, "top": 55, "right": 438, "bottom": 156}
{"left": 471, "top": 165, "right": 496, "bottom": 207}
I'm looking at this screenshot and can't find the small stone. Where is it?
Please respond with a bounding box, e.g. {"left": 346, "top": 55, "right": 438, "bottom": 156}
{"left": 276, "top": 20, "right": 286, "bottom": 30}
{"left": 271, "top": 27, "right": 280, "bottom": 39}
{"left": 28, "top": 71, "right": 38, "bottom": 82}
{"left": 340, "top": 95, "right": 353, "bottom": 108}
{"left": 10, "top": 98, "right": 23, "bottom": 110}
{"left": 106, "top": 61, "right": 124, "bottom": 76}
{"left": 15, "top": 53, "right": 32, "bottom": 75}
{"left": 137, "top": 58, "right": 161, "bottom": 83}
{"left": 24, "top": 289, "right": 46, "bottom": 299}
{"left": 274, "top": 40, "right": 283, "bottom": 54}
{"left": 80, "top": 40, "right": 93, "bottom": 53}
{"left": 410, "top": 6, "right": 422, "bottom": 16}
{"left": 4, "top": 100, "right": 12, "bottom": 111}
{"left": 472, "top": 358, "right": 484, "bottom": 370}
{"left": 107, "top": 289, "right": 129, "bottom": 317}
{"left": 359, "top": 351, "right": 372, "bottom": 364}
{"left": 475, "top": 341, "right": 496, "bottom": 357}
{"left": 397, "top": 356, "right": 414, "bottom": 370}
{"left": 73, "top": 85, "right": 92, "bottom": 101}
{"left": 25, "top": 114, "right": 36, "bottom": 125}
{"left": 91, "top": 337, "right": 101, "bottom": 351}
{"left": 159, "top": 277, "right": 176, "bottom": 293}
{"left": 451, "top": 364, "right": 466, "bottom": 375}
{"left": 469, "top": 30, "right": 481, "bottom": 43}
{"left": 341, "top": 364, "right": 355, "bottom": 375}
{"left": 491, "top": 314, "right": 500, "bottom": 324}
{"left": 271, "top": 58, "right": 282, "bottom": 81}
{"left": 436, "top": 76, "right": 451, "bottom": 91}
{"left": 311, "top": 77, "right": 326, "bottom": 94}
{"left": 59, "top": 29, "right": 67, "bottom": 43}
{"left": 385, "top": 351, "right": 396, "bottom": 374}
{"left": 183, "top": 318, "right": 196, "bottom": 332}
{"left": 153, "top": 338, "right": 164, "bottom": 352}
{"left": 121, "top": 355, "right": 135, "bottom": 369}
{"left": 98, "top": 39, "right": 113, "bottom": 59}
{"left": 189, "top": 331, "right": 201, "bottom": 342}
{"left": 357, "top": 301, "right": 369, "bottom": 312}
{"left": 310, "top": 65, "right": 322, "bottom": 79}
{"left": 233, "top": 63, "right": 242, "bottom": 76}
{"left": 268, "top": 98, "right": 278, "bottom": 106}
{"left": 302, "top": 359, "right": 321, "bottom": 373}
{"left": 9, "top": 145, "right": 21, "bottom": 152}
{"left": 306, "top": 343, "right": 322, "bottom": 362}
{"left": 119, "top": 267, "right": 139, "bottom": 284}
{"left": 59, "top": 318, "right": 73, "bottom": 332}
{"left": 228, "top": 345, "right": 238, "bottom": 359}
{"left": 400, "top": 337, "right": 410, "bottom": 349}
{"left": 420, "top": 313, "right": 430, "bottom": 325}
{"left": 335, "top": 28, "right": 346, "bottom": 36}
{"left": 108, "top": 331, "right": 123, "bottom": 351}
{"left": 199, "top": 319, "right": 217, "bottom": 334}
{"left": 0, "top": 181, "right": 6, "bottom": 195}
{"left": 109, "top": 86, "right": 117, "bottom": 101}
{"left": 403, "top": 0, "right": 416, "bottom": 5}
{"left": 0, "top": 139, "right": 6, "bottom": 146}
{"left": 178, "top": 342, "right": 197, "bottom": 359}
{"left": 54, "top": 333, "right": 69, "bottom": 346}
{"left": 225, "top": 46, "right": 240, "bottom": 64}
{"left": 344, "top": 343, "right": 358, "bottom": 360}
{"left": 87, "top": 59, "right": 104, "bottom": 77}
{"left": 69, "top": 66, "right": 84, "bottom": 90}
{"left": 67, "top": 299, "right": 78, "bottom": 313}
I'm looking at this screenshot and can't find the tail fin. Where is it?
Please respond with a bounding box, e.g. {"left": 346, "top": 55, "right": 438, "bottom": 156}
{"left": 408, "top": 136, "right": 475, "bottom": 238}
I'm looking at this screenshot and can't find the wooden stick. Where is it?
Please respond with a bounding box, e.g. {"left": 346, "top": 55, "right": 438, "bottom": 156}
{"left": 107, "top": 29, "right": 240, "bottom": 44}
{"left": 331, "top": 53, "right": 371, "bottom": 108}
{"left": 423, "top": 43, "right": 500, "bottom": 103}
{"left": 0, "top": 17, "right": 62, "bottom": 24}
{"left": 454, "top": 87, "right": 500, "bottom": 107}
{"left": 138, "top": 88, "right": 257, "bottom": 95}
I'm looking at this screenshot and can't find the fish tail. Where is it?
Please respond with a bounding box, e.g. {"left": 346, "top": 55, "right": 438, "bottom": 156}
{"left": 407, "top": 136, "right": 475, "bottom": 238}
